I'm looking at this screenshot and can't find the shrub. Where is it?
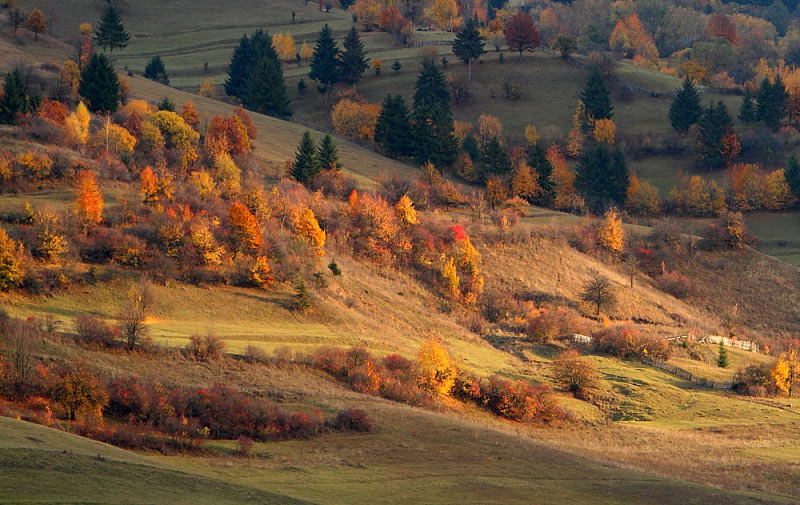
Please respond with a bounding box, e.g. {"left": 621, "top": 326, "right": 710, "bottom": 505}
{"left": 331, "top": 408, "right": 374, "bottom": 432}
{"left": 732, "top": 364, "right": 773, "bottom": 397}
{"left": 237, "top": 435, "right": 254, "bottom": 456}
{"left": 244, "top": 345, "right": 270, "bottom": 364}
{"left": 74, "top": 315, "right": 116, "bottom": 346}
{"left": 657, "top": 271, "right": 693, "bottom": 299}
{"left": 482, "top": 376, "right": 563, "bottom": 422}
{"left": 186, "top": 333, "right": 226, "bottom": 361}
{"left": 552, "top": 349, "right": 597, "bottom": 397}
{"left": 106, "top": 376, "right": 150, "bottom": 422}
{"left": 592, "top": 325, "right": 671, "bottom": 360}
{"left": 526, "top": 308, "right": 583, "bottom": 343}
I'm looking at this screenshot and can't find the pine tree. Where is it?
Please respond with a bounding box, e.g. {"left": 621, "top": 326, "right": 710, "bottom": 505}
{"left": 392, "top": 60, "right": 402, "bottom": 73}
{"left": 452, "top": 15, "right": 486, "bottom": 81}
{"left": 78, "top": 53, "right": 121, "bottom": 113}
{"left": 294, "top": 279, "right": 312, "bottom": 312}
{"left": 696, "top": 101, "right": 732, "bottom": 169}
{"left": 462, "top": 135, "right": 480, "bottom": 161}
{"left": 317, "top": 134, "right": 339, "bottom": 170}
{"left": 581, "top": 66, "right": 613, "bottom": 121}
{"left": 716, "top": 342, "right": 729, "bottom": 368}
{"left": 243, "top": 50, "right": 291, "bottom": 117}
{"left": 291, "top": 131, "right": 320, "bottom": 185}
{"left": 225, "top": 33, "right": 253, "bottom": 99}
{"left": 756, "top": 76, "right": 788, "bottom": 130}
{"left": 575, "top": 142, "right": 629, "bottom": 214}
{"left": 412, "top": 62, "right": 458, "bottom": 166}
{"left": 143, "top": 55, "right": 169, "bottom": 84}
{"left": 374, "top": 94, "right": 412, "bottom": 158}
{"left": 738, "top": 88, "right": 757, "bottom": 123}
{"left": 309, "top": 24, "right": 340, "bottom": 92}
{"left": 669, "top": 77, "right": 702, "bottom": 133}
{"left": 480, "top": 137, "right": 510, "bottom": 178}
{"left": 785, "top": 154, "right": 800, "bottom": 199}
{"left": 528, "top": 143, "right": 554, "bottom": 205}
{"left": 93, "top": 4, "right": 130, "bottom": 55}
{"left": 340, "top": 27, "right": 368, "bottom": 89}
{"left": 0, "top": 69, "right": 33, "bottom": 124}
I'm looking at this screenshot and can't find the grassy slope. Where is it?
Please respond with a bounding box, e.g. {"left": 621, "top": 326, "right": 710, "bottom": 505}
{"left": 0, "top": 417, "right": 313, "bottom": 505}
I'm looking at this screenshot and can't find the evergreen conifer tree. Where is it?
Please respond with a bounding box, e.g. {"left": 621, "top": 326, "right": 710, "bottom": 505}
{"left": 575, "top": 142, "right": 629, "bottom": 213}
{"left": 317, "top": 134, "right": 339, "bottom": 170}
{"left": 581, "top": 66, "right": 613, "bottom": 120}
{"left": 291, "top": 131, "right": 320, "bottom": 185}
{"left": 225, "top": 33, "right": 252, "bottom": 98}
{"left": 756, "top": 76, "right": 788, "bottom": 130}
{"left": 412, "top": 62, "right": 458, "bottom": 166}
{"left": 143, "top": 55, "right": 169, "bottom": 84}
{"left": 340, "top": 27, "right": 368, "bottom": 90}
{"left": 462, "top": 135, "right": 480, "bottom": 161}
{"left": 738, "top": 88, "right": 757, "bottom": 123}
{"left": 696, "top": 101, "right": 733, "bottom": 169}
{"left": 78, "top": 53, "right": 121, "bottom": 113}
{"left": 716, "top": 342, "right": 729, "bottom": 368}
{"left": 0, "top": 69, "right": 33, "bottom": 124}
{"left": 391, "top": 60, "right": 402, "bottom": 73}
{"left": 785, "top": 154, "right": 800, "bottom": 199}
{"left": 374, "top": 94, "right": 412, "bottom": 158}
{"left": 452, "top": 15, "right": 486, "bottom": 81}
{"left": 481, "top": 137, "right": 511, "bottom": 178}
{"left": 528, "top": 143, "right": 554, "bottom": 205}
{"left": 309, "top": 24, "right": 340, "bottom": 92}
{"left": 669, "top": 77, "right": 702, "bottom": 133}
{"left": 93, "top": 5, "right": 130, "bottom": 55}
{"left": 244, "top": 51, "right": 291, "bottom": 116}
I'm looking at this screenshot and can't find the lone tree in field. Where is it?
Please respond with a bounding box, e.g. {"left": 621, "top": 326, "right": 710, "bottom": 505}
{"left": 669, "top": 77, "right": 702, "bottom": 133}
{"left": 452, "top": 15, "right": 485, "bottom": 80}
{"left": 25, "top": 8, "right": 46, "bottom": 40}
{"left": 716, "top": 342, "right": 729, "bottom": 368}
{"left": 0, "top": 68, "right": 36, "bottom": 124}
{"left": 785, "top": 154, "right": 800, "bottom": 199}
{"left": 143, "top": 55, "right": 169, "bottom": 84}
{"left": 575, "top": 142, "right": 629, "bottom": 214}
{"left": 291, "top": 131, "right": 320, "bottom": 185}
{"left": 118, "top": 281, "right": 152, "bottom": 350}
{"left": 582, "top": 66, "right": 613, "bottom": 121}
{"left": 94, "top": 4, "right": 129, "bottom": 55}
{"left": 375, "top": 94, "right": 412, "bottom": 158}
{"left": 553, "top": 349, "right": 597, "bottom": 396}
{"left": 340, "top": 26, "right": 368, "bottom": 90}
{"left": 581, "top": 274, "right": 616, "bottom": 316}
{"left": 317, "top": 134, "right": 339, "bottom": 170}
{"left": 225, "top": 30, "right": 291, "bottom": 117}
{"left": 309, "top": 24, "right": 340, "bottom": 93}
{"left": 504, "top": 11, "right": 539, "bottom": 61}
{"left": 79, "top": 53, "right": 121, "bottom": 112}
{"left": 412, "top": 62, "right": 458, "bottom": 166}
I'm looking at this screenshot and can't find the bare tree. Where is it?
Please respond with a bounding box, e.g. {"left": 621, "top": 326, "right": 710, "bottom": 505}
{"left": 1, "top": 317, "right": 40, "bottom": 387}
{"left": 581, "top": 274, "right": 617, "bottom": 316}
{"left": 9, "top": 8, "right": 26, "bottom": 36}
{"left": 117, "top": 281, "right": 153, "bottom": 350}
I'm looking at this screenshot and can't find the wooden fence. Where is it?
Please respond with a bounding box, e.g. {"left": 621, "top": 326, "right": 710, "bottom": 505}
{"left": 641, "top": 357, "right": 733, "bottom": 389}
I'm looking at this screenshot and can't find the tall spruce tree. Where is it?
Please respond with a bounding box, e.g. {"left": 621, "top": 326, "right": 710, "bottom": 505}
{"left": 225, "top": 33, "right": 253, "bottom": 98}
{"left": 528, "top": 143, "right": 554, "bottom": 205}
{"left": 340, "top": 27, "right": 368, "bottom": 90}
{"left": 452, "top": 15, "right": 486, "bottom": 81}
{"left": 244, "top": 51, "right": 291, "bottom": 116}
{"left": 756, "top": 76, "right": 788, "bottom": 130}
{"left": 575, "top": 142, "right": 629, "bottom": 213}
{"left": 78, "top": 53, "right": 121, "bottom": 113}
{"left": 581, "top": 66, "right": 613, "bottom": 120}
{"left": 696, "top": 101, "right": 733, "bottom": 169}
{"left": 374, "top": 94, "right": 412, "bottom": 158}
{"left": 291, "top": 131, "right": 320, "bottom": 185}
{"left": 93, "top": 4, "right": 130, "bottom": 55}
{"left": 0, "top": 69, "right": 34, "bottom": 124}
{"left": 412, "top": 62, "right": 458, "bottom": 166}
{"left": 143, "top": 55, "right": 169, "bottom": 84}
{"left": 481, "top": 137, "right": 510, "bottom": 178}
{"left": 716, "top": 342, "right": 729, "bottom": 368}
{"left": 317, "top": 134, "right": 340, "bottom": 170}
{"left": 738, "top": 88, "right": 757, "bottom": 123}
{"left": 785, "top": 154, "right": 800, "bottom": 199}
{"left": 669, "top": 77, "right": 702, "bottom": 133}
{"left": 309, "top": 24, "right": 340, "bottom": 92}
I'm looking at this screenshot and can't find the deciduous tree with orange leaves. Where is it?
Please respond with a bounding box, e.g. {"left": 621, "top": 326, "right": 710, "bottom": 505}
{"left": 228, "top": 202, "right": 262, "bottom": 255}
{"left": 73, "top": 170, "right": 103, "bottom": 232}
{"left": 291, "top": 206, "right": 326, "bottom": 255}
{"left": 26, "top": 8, "right": 47, "bottom": 40}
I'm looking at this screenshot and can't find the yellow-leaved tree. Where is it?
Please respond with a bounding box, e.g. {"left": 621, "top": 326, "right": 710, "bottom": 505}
{"left": 64, "top": 102, "right": 90, "bottom": 146}
{"left": 291, "top": 207, "right": 326, "bottom": 255}
{"left": 0, "top": 228, "right": 26, "bottom": 290}
{"left": 595, "top": 208, "right": 624, "bottom": 253}
{"left": 394, "top": 195, "right": 418, "bottom": 225}
{"left": 417, "top": 337, "right": 457, "bottom": 395}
